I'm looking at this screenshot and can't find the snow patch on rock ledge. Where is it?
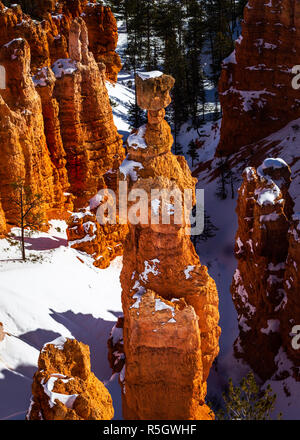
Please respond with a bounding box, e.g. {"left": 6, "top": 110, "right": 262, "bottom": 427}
{"left": 184, "top": 265, "right": 195, "bottom": 279}
{"left": 52, "top": 59, "right": 77, "bottom": 79}
{"left": 42, "top": 374, "right": 78, "bottom": 409}
{"left": 260, "top": 319, "right": 280, "bottom": 335}
{"left": 127, "top": 125, "right": 147, "bottom": 150}
{"left": 42, "top": 336, "right": 69, "bottom": 353}
{"left": 136, "top": 71, "right": 163, "bottom": 81}
{"left": 119, "top": 156, "right": 144, "bottom": 181}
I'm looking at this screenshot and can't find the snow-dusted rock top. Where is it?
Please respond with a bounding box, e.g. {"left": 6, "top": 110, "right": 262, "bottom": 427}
{"left": 258, "top": 157, "right": 289, "bottom": 176}
{"left": 52, "top": 59, "right": 78, "bottom": 79}
{"left": 136, "top": 71, "right": 163, "bottom": 81}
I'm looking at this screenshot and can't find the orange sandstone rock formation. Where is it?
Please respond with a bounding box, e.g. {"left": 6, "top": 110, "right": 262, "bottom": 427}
{"left": 0, "top": 5, "right": 126, "bottom": 265}
{"left": 0, "top": 201, "right": 6, "bottom": 236}
{"left": 67, "top": 205, "right": 127, "bottom": 269}
{"left": 0, "top": 38, "right": 66, "bottom": 225}
{"left": 119, "top": 72, "right": 220, "bottom": 420}
{"left": 52, "top": 18, "right": 124, "bottom": 208}
{"left": 232, "top": 158, "right": 300, "bottom": 380}
{"left": 26, "top": 337, "right": 114, "bottom": 420}
{"left": 218, "top": 0, "right": 300, "bottom": 156}
{"left": 1, "top": 0, "right": 121, "bottom": 81}
{"left": 60, "top": 18, "right": 127, "bottom": 267}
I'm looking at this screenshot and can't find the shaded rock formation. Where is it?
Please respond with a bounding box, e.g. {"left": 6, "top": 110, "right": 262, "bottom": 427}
{"left": 1, "top": 0, "right": 121, "bottom": 81}
{"left": 281, "top": 214, "right": 300, "bottom": 380}
{"left": 107, "top": 316, "right": 125, "bottom": 374}
{"left": 26, "top": 337, "right": 114, "bottom": 420}
{"left": 218, "top": 0, "right": 300, "bottom": 155}
{"left": 232, "top": 158, "right": 300, "bottom": 380}
{"left": 119, "top": 72, "right": 220, "bottom": 420}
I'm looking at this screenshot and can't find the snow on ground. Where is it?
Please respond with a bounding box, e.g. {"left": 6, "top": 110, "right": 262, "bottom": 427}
{"left": 106, "top": 18, "right": 135, "bottom": 141}
{"left": 0, "top": 221, "right": 123, "bottom": 420}
{"left": 178, "top": 120, "right": 221, "bottom": 169}
{"left": 106, "top": 72, "right": 135, "bottom": 140}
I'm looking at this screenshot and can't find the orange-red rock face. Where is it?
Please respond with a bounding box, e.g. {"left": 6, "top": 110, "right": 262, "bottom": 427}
{"left": 0, "top": 38, "right": 66, "bottom": 225}
{"left": 232, "top": 158, "right": 300, "bottom": 380}
{"left": 119, "top": 73, "right": 220, "bottom": 420}
{"left": 26, "top": 337, "right": 114, "bottom": 420}
{"left": 0, "top": 6, "right": 125, "bottom": 261}
{"left": 51, "top": 18, "right": 124, "bottom": 208}
{"left": 67, "top": 206, "right": 127, "bottom": 269}
{"left": 1, "top": 0, "right": 121, "bottom": 81}
{"left": 218, "top": 0, "right": 300, "bottom": 155}
{"left": 0, "top": 201, "right": 6, "bottom": 236}
{"left": 60, "top": 18, "right": 127, "bottom": 268}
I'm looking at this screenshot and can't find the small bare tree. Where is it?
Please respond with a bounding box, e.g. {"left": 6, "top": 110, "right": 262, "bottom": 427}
{"left": 9, "top": 179, "right": 44, "bottom": 261}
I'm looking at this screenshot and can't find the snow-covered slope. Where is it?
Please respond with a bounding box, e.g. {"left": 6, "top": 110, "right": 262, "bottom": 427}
{"left": 0, "top": 222, "right": 123, "bottom": 420}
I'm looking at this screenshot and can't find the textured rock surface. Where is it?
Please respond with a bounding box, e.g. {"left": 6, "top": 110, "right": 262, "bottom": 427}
{"left": 0, "top": 201, "right": 6, "bottom": 236}
{"left": 0, "top": 38, "right": 65, "bottom": 225}
{"left": 61, "top": 19, "right": 126, "bottom": 267}
{"left": 0, "top": 9, "right": 125, "bottom": 263}
{"left": 33, "top": 66, "right": 70, "bottom": 204}
{"left": 218, "top": 0, "right": 300, "bottom": 155}
{"left": 1, "top": 0, "right": 121, "bottom": 81}
{"left": 281, "top": 214, "right": 300, "bottom": 380}
{"left": 232, "top": 158, "right": 300, "bottom": 380}
{"left": 67, "top": 205, "right": 127, "bottom": 269}
{"left": 119, "top": 73, "right": 220, "bottom": 420}
{"left": 52, "top": 18, "right": 124, "bottom": 208}
{"left": 26, "top": 337, "right": 114, "bottom": 420}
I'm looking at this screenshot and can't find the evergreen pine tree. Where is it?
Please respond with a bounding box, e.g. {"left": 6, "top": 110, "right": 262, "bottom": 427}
{"left": 187, "top": 140, "right": 199, "bottom": 167}
{"left": 216, "top": 372, "right": 282, "bottom": 420}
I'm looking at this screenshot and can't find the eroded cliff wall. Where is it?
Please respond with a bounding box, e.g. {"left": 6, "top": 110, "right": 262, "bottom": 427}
{"left": 218, "top": 0, "right": 300, "bottom": 155}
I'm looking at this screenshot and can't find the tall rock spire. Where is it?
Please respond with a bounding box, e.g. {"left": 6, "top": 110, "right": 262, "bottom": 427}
{"left": 119, "top": 72, "right": 220, "bottom": 420}
{"left": 232, "top": 158, "right": 300, "bottom": 381}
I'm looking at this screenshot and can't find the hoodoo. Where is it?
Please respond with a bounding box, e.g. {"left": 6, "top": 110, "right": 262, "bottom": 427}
{"left": 0, "top": 0, "right": 121, "bottom": 82}
{"left": 119, "top": 72, "right": 220, "bottom": 420}
{"left": 0, "top": 4, "right": 125, "bottom": 261}
{"left": 27, "top": 337, "right": 114, "bottom": 420}
{"left": 232, "top": 158, "right": 300, "bottom": 381}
